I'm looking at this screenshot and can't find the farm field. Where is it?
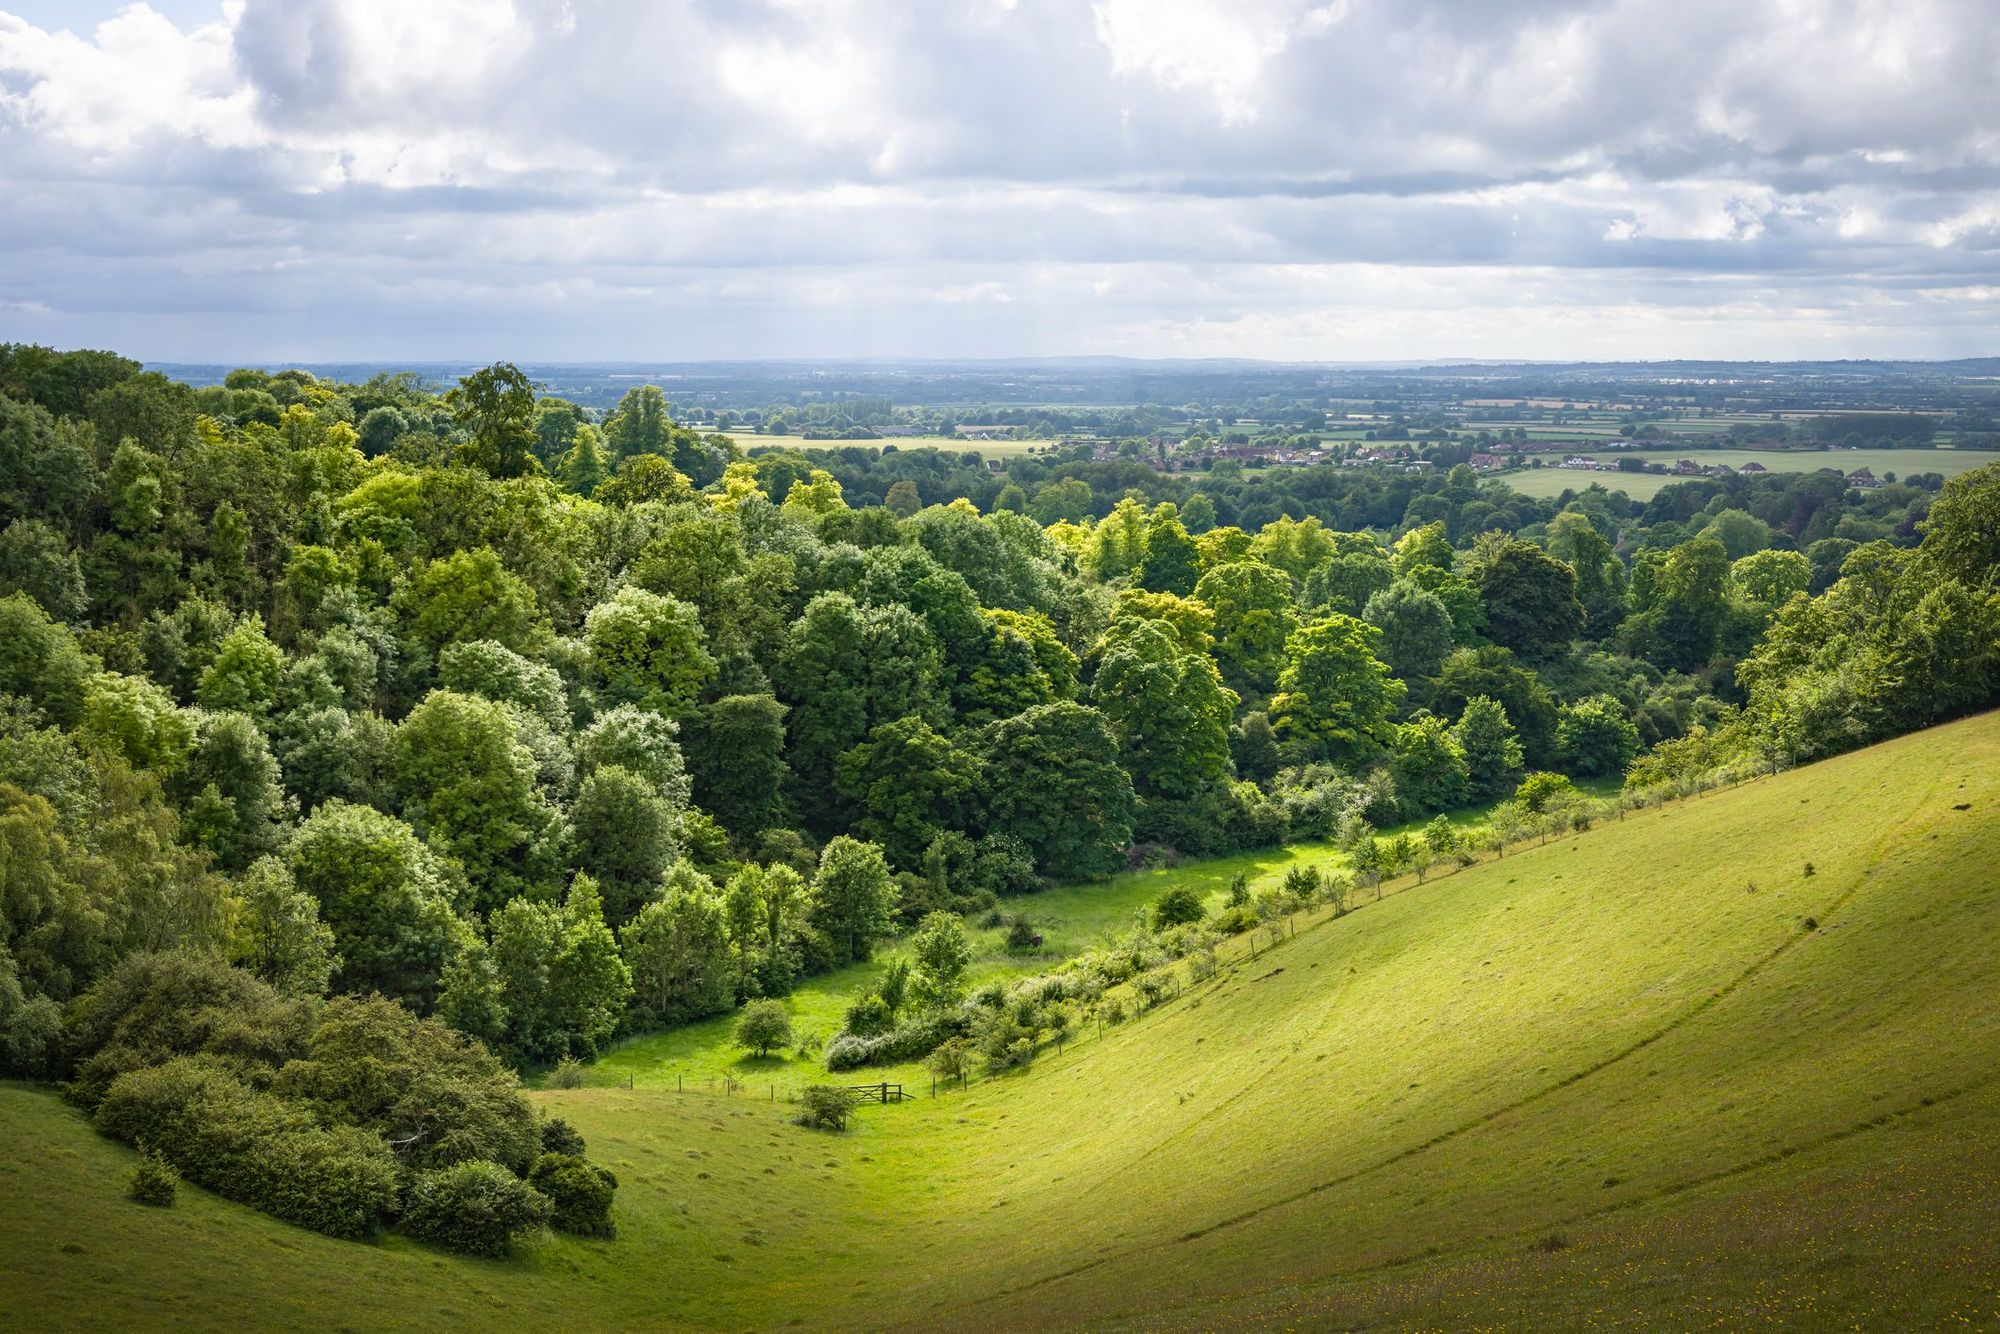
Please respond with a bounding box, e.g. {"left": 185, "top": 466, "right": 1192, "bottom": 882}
{"left": 1495, "top": 446, "right": 2000, "bottom": 499}
{"left": 5, "top": 714, "right": 1998, "bottom": 1329}
{"left": 722, "top": 430, "right": 1055, "bottom": 458}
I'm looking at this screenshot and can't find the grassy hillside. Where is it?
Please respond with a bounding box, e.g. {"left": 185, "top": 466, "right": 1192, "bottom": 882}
{"left": 5, "top": 714, "right": 1999, "bottom": 1329}
{"left": 585, "top": 789, "right": 1545, "bottom": 1098}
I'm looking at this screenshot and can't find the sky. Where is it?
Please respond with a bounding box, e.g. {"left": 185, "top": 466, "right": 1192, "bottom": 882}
{"left": 2, "top": 0, "right": 1998, "bottom": 364}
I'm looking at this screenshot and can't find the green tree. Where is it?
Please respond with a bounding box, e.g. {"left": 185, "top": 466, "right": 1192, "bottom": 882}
{"left": 1090, "top": 618, "right": 1237, "bottom": 800}
{"left": 1919, "top": 462, "right": 2000, "bottom": 586}
{"left": 1192, "top": 560, "right": 1299, "bottom": 694}
{"left": 0, "top": 592, "right": 98, "bottom": 726}
{"left": 196, "top": 616, "right": 283, "bottom": 716}
{"left": 883, "top": 479, "right": 923, "bottom": 518}
{"left": 1705, "top": 508, "right": 1770, "bottom": 561}
{"left": 393, "top": 690, "right": 552, "bottom": 913}
{"left": 1547, "top": 511, "right": 1626, "bottom": 633}
{"left": 584, "top": 586, "right": 715, "bottom": 716}
{"left": 603, "top": 384, "right": 674, "bottom": 462}
{"left": 1390, "top": 712, "right": 1470, "bottom": 814}
{"left": 286, "top": 800, "right": 464, "bottom": 1011}
{"left": 1451, "top": 695, "right": 1524, "bottom": 798}
{"left": 445, "top": 363, "right": 538, "bottom": 479}
{"left": 397, "top": 548, "right": 541, "bottom": 658}
{"left": 735, "top": 998, "right": 792, "bottom": 1057}
{"left": 908, "top": 910, "right": 972, "bottom": 1010}
{"left": 1556, "top": 694, "right": 1642, "bottom": 777}
{"left": 619, "top": 864, "right": 734, "bottom": 1026}
{"left": 0, "top": 518, "right": 87, "bottom": 621}
{"left": 569, "top": 765, "right": 681, "bottom": 925}
{"left": 1268, "top": 616, "right": 1404, "bottom": 765}
{"left": 809, "top": 836, "right": 898, "bottom": 965}
{"left": 229, "top": 855, "right": 338, "bottom": 998}
{"left": 1302, "top": 549, "right": 1393, "bottom": 617}
{"left": 174, "top": 710, "right": 288, "bottom": 870}
{"left": 680, "top": 694, "right": 789, "bottom": 839}
{"left": 1363, "top": 579, "right": 1455, "bottom": 679}
{"left": 1643, "top": 536, "right": 1731, "bottom": 672}
{"left": 778, "top": 594, "right": 944, "bottom": 824}
{"left": 977, "top": 702, "right": 1137, "bottom": 881}
{"left": 488, "top": 875, "right": 632, "bottom": 1062}
{"left": 834, "top": 716, "right": 982, "bottom": 869}
{"left": 1732, "top": 549, "right": 1812, "bottom": 612}
{"left": 1475, "top": 540, "right": 1584, "bottom": 660}
{"left": 81, "top": 672, "right": 192, "bottom": 773}
{"left": 1136, "top": 507, "right": 1202, "bottom": 595}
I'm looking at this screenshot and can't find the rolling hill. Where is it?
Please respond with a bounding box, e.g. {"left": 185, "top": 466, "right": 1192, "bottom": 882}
{"left": 4, "top": 713, "right": 1998, "bottom": 1329}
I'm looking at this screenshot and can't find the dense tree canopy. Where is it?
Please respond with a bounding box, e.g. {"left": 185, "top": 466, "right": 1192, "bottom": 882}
{"left": 3, "top": 347, "right": 1994, "bottom": 1084}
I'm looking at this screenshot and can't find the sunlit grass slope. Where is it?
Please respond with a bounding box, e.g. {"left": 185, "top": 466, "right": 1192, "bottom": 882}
{"left": 4, "top": 713, "right": 1997, "bottom": 1329}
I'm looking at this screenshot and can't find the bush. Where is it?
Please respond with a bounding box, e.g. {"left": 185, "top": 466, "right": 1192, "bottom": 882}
{"left": 399, "top": 1160, "right": 552, "bottom": 1257}
{"left": 528, "top": 1152, "right": 618, "bottom": 1239}
{"left": 795, "top": 1084, "right": 856, "bottom": 1132}
{"left": 735, "top": 999, "right": 792, "bottom": 1057}
{"left": 1004, "top": 916, "right": 1042, "bottom": 952}
{"left": 1212, "top": 905, "right": 1258, "bottom": 936}
{"left": 128, "top": 1152, "right": 178, "bottom": 1206}
{"left": 547, "top": 1056, "right": 586, "bottom": 1089}
{"left": 1150, "top": 885, "right": 1206, "bottom": 929}
{"left": 95, "top": 1056, "right": 400, "bottom": 1239}
{"left": 824, "top": 1011, "right": 966, "bottom": 1072}
{"left": 539, "top": 1117, "right": 586, "bottom": 1157}
{"left": 842, "top": 992, "right": 892, "bottom": 1039}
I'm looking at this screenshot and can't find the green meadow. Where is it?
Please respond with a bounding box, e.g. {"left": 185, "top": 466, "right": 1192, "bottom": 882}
{"left": 5, "top": 713, "right": 1998, "bottom": 1328}
{"left": 1494, "top": 446, "right": 2000, "bottom": 499}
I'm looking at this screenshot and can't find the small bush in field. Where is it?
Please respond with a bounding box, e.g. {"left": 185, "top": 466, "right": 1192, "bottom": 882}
{"left": 128, "top": 1152, "right": 178, "bottom": 1206}
{"left": 795, "top": 1084, "right": 857, "bottom": 1132}
{"left": 1150, "top": 885, "right": 1206, "bottom": 929}
{"left": 735, "top": 999, "right": 793, "bottom": 1057}
{"left": 547, "top": 1057, "right": 586, "bottom": 1089}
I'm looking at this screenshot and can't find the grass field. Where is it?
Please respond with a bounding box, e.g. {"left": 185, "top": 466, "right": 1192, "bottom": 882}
{"left": 722, "top": 431, "right": 1055, "bottom": 458}
{"left": 1495, "top": 446, "right": 2000, "bottom": 499}
{"left": 5, "top": 715, "right": 1998, "bottom": 1328}
{"left": 584, "top": 791, "right": 1564, "bottom": 1100}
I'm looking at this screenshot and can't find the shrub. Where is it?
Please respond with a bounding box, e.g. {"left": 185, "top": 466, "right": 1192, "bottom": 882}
{"left": 539, "top": 1117, "right": 586, "bottom": 1157}
{"left": 842, "top": 992, "right": 892, "bottom": 1039}
{"left": 1134, "top": 971, "right": 1175, "bottom": 1008}
{"left": 95, "top": 1056, "right": 400, "bottom": 1239}
{"left": 795, "top": 1084, "right": 856, "bottom": 1132}
{"left": 1150, "top": 885, "right": 1206, "bottom": 929}
{"left": 399, "top": 1160, "right": 552, "bottom": 1257}
{"left": 128, "top": 1152, "right": 178, "bottom": 1207}
{"left": 1004, "top": 916, "right": 1042, "bottom": 952}
{"left": 528, "top": 1152, "right": 618, "bottom": 1239}
{"left": 824, "top": 1011, "right": 965, "bottom": 1072}
{"left": 1280, "top": 864, "right": 1322, "bottom": 906}
{"left": 925, "top": 1037, "right": 973, "bottom": 1084}
{"left": 547, "top": 1056, "right": 586, "bottom": 1089}
{"left": 735, "top": 999, "right": 792, "bottom": 1057}
{"left": 1212, "top": 905, "right": 1259, "bottom": 936}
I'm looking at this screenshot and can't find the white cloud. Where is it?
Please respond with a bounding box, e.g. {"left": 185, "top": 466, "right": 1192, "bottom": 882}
{"left": 0, "top": 0, "right": 1997, "bottom": 360}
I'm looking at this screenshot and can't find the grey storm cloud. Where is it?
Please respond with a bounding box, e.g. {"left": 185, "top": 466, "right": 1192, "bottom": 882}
{"left": 1, "top": 0, "right": 1998, "bottom": 361}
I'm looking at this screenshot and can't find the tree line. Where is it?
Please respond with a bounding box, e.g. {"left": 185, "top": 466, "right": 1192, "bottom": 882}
{"left": 2, "top": 344, "right": 1995, "bottom": 1108}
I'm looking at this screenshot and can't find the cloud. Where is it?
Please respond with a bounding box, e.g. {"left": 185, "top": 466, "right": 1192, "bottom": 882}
{"left": 0, "top": 0, "right": 1997, "bottom": 360}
